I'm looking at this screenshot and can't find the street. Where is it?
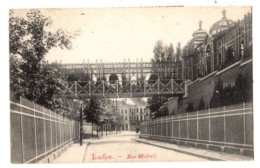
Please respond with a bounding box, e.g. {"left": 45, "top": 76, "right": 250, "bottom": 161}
{"left": 52, "top": 132, "right": 208, "bottom": 163}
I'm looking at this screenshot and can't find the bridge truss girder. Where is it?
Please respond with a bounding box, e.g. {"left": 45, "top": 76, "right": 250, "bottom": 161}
{"left": 64, "top": 79, "right": 185, "bottom": 98}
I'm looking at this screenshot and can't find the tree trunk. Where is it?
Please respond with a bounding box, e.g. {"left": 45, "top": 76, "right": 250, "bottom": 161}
{"left": 92, "top": 122, "right": 93, "bottom": 137}
{"left": 106, "top": 124, "right": 107, "bottom": 136}
{"left": 97, "top": 124, "right": 99, "bottom": 137}
{"left": 101, "top": 123, "right": 103, "bottom": 136}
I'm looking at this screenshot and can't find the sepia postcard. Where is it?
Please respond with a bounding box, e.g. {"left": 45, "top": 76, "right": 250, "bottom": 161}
{"left": 9, "top": 6, "right": 253, "bottom": 164}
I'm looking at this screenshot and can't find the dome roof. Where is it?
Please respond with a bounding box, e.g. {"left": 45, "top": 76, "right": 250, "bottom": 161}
{"left": 209, "top": 9, "right": 235, "bottom": 36}
{"left": 192, "top": 20, "right": 207, "bottom": 46}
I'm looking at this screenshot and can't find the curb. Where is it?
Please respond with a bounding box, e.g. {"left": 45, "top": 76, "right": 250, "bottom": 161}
{"left": 132, "top": 138, "right": 225, "bottom": 161}
{"left": 37, "top": 141, "right": 74, "bottom": 163}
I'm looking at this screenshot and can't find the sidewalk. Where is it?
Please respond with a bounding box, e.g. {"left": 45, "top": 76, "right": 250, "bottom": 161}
{"left": 50, "top": 138, "right": 98, "bottom": 163}
{"left": 51, "top": 132, "right": 122, "bottom": 163}
{"left": 132, "top": 137, "right": 253, "bottom": 161}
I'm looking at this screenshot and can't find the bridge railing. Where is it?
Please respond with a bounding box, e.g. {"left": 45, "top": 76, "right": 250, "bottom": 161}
{"left": 139, "top": 102, "right": 254, "bottom": 157}
{"left": 10, "top": 97, "right": 80, "bottom": 163}
{"left": 64, "top": 79, "right": 185, "bottom": 98}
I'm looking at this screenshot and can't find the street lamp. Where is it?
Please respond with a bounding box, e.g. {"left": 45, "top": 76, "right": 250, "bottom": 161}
{"left": 73, "top": 99, "right": 84, "bottom": 146}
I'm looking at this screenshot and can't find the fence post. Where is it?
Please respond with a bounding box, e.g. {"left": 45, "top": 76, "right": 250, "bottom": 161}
{"left": 171, "top": 79, "right": 174, "bottom": 94}
{"left": 243, "top": 102, "right": 246, "bottom": 148}
{"left": 43, "top": 107, "right": 46, "bottom": 158}
{"left": 20, "top": 97, "right": 24, "bottom": 163}
{"left": 74, "top": 81, "right": 77, "bottom": 95}
{"left": 33, "top": 102, "right": 38, "bottom": 162}
{"left": 153, "top": 120, "right": 154, "bottom": 136}
{"left": 157, "top": 79, "right": 160, "bottom": 94}
{"left": 178, "top": 114, "right": 181, "bottom": 138}
{"left": 187, "top": 112, "right": 189, "bottom": 140}
{"left": 63, "top": 115, "right": 65, "bottom": 144}
{"left": 88, "top": 81, "right": 91, "bottom": 96}
{"left": 60, "top": 114, "right": 62, "bottom": 147}
{"left": 70, "top": 119, "right": 72, "bottom": 140}
{"left": 197, "top": 110, "right": 199, "bottom": 140}
{"left": 172, "top": 116, "right": 174, "bottom": 138}
{"left": 209, "top": 107, "right": 211, "bottom": 141}
{"left": 55, "top": 112, "right": 57, "bottom": 149}
{"left": 146, "top": 121, "right": 148, "bottom": 135}
{"left": 102, "top": 80, "right": 105, "bottom": 97}
{"left": 50, "top": 110, "right": 52, "bottom": 153}
{"left": 161, "top": 117, "right": 162, "bottom": 137}
{"left": 166, "top": 118, "right": 168, "bottom": 138}
{"left": 224, "top": 106, "right": 226, "bottom": 145}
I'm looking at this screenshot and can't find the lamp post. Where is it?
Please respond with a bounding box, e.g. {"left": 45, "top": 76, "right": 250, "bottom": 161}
{"left": 79, "top": 103, "right": 83, "bottom": 146}
{"left": 74, "top": 99, "right": 84, "bottom": 146}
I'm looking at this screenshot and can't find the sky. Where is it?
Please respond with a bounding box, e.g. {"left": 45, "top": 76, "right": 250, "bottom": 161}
{"left": 13, "top": 6, "right": 251, "bottom": 63}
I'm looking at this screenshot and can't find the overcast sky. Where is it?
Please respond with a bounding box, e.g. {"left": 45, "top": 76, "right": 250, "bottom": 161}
{"left": 14, "top": 6, "right": 251, "bottom": 63}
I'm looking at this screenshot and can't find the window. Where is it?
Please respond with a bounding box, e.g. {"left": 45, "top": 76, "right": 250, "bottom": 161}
{"left": 125, "top": 117, "right": 127, "bottom": 121}
{"left": 125, "top": 109, "right": 127, "bottom": 114}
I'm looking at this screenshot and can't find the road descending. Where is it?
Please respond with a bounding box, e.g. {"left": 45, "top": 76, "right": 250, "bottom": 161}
{"left": 82, "top": 131, "right": 208, "bottom": 162}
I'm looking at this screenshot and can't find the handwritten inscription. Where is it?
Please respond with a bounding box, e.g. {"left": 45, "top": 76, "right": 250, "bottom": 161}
{"left": 127, "top": 153, "right": 157, "bottom": 159}
{"left": 91, "top": 153, "right": 156, "bottom": 161}
{"left": 92, "top": 154, "right": 112, "bottom": 161}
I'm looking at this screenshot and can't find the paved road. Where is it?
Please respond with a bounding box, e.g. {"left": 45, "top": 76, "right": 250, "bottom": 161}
{"left": 82, "top": 131, "right": 208, "bottom": 162}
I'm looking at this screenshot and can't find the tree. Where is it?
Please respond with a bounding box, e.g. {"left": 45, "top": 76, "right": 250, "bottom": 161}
{"left": 9, "top": 9, "right": 76, "bottom": 110}
{"left": 210, "top": 77, "right": 224, "bottom": 108}
{"left": 166, "top": 43, "right": 175, "bottom": 62}
{"left": 99, "top": 99, "right": 124, "bottom": 134}
{"left": 153, "top": 40, "right": 164, "bottom": 62}
{"left": 113, "top": 112, "right": 124, "bottom": 133}
{"left": 147, "top": 95, "right": 171, "bottom": 118}
{"left": 148, "top": 74, "right": 158, "bottom": 84}
{"left": 84, "top": 98, "right": 102, "bottom": 136}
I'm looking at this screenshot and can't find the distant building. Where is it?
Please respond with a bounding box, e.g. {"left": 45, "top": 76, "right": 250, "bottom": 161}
{"left": 114, "top": 98, "right": 148, "bottom": 131}
{"left": 129, "top": 98, "right": 148, "bottom": 131}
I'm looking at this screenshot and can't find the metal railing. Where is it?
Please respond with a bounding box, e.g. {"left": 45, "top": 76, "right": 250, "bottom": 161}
{"left": 140, "top": 102, "right": 253, "bottom": 152}
{"left": 10, "top": 97, "right": 80, "bottom": 163}
{"left": 64, "top": 79, "right": 185, "bottom": 98}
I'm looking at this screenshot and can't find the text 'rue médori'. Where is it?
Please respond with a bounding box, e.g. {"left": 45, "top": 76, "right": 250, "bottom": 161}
{"left": 91, "top": 153, "right": 157, "bottom": 160}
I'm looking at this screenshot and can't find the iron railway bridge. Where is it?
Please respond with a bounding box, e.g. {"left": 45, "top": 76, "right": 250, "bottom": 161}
{"left": 52, "top": 61, "right": 186, "bottom": 98}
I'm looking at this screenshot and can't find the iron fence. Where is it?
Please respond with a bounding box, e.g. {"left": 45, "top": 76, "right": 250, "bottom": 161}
{"left": 10, "top": 97, "right": 80, "bottom": 163}
{"left": 140, "top": 102, "right": 253, "bottom": 154}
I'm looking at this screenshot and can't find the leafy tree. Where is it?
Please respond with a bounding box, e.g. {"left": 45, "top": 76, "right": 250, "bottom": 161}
{"left": 9, "top": 9, "right": 76, "bottom": 110}
{"left": 113, "top": 111, "right": 124, "bottom": 132}
{"left": 84, "top": 98, "right": 101, "bottom": 124}
{"left": 147, "top": 95, "right": 171, "bottom": 118}
{"left": 175, "top": 42, "right": 181, "bottom": 62}
{"left": 210, "top": 72, "right": 252, "bottom": 108}
{"left": 148, "top": 74, "right": 158, "bottom": 84}
{"left": 153, "top": 40, "right": 164, "bottom": 62}
{"left": 210, "top": 77, "right": 223, "bottom": 108}
{"left": 166, "top": 43, "right": 175, "bottom": 62}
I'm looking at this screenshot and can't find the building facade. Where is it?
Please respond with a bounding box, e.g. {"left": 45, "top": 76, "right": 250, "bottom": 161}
{"left": 115, "top": 98, "right": 149, "bottom": 131}
{"left": 182, "top": 9, "right": 252, "bottom": 81}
